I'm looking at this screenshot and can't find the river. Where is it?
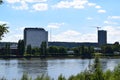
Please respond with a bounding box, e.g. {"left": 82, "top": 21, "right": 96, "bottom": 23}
{"left": 0, "top": 58, "right": 119, "bottom": 80}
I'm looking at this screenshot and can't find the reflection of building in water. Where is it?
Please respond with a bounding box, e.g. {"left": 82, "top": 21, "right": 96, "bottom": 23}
{"left": 18, "top": 59, "right": 48, "bottom": 76}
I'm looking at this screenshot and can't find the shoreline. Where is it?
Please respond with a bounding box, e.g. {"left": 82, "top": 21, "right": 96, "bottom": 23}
{"left": 0, "top": 55, "right": 120, "bottom": 59}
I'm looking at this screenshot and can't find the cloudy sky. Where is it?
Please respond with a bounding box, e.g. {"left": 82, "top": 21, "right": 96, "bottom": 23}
{"left": 0, "top": 0, "right": 120, "bottom": 43}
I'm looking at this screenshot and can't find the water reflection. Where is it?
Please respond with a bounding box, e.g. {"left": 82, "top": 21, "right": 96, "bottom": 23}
{"left": 18, "top": 59, "right": 48, "bottom": 78}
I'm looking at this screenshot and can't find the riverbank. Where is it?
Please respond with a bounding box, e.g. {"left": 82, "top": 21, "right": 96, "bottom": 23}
{"left": 0, "top": 54, "right": 120, "bottom": 59}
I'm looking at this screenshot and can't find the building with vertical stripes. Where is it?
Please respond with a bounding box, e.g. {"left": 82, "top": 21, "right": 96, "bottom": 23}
{"left": 24, "top": 28, "right": 48, "bottom": 48}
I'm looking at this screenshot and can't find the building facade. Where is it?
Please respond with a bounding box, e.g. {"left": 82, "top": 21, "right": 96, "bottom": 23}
{"left": 24, "top": 28, "right": 48, "bottom": 48}
{"left": 98, "top": 30, "right": 107, "bottom": 46}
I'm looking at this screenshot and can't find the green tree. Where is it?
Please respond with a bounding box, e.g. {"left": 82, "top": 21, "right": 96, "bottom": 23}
{"left": 113, "top": 64, "right": 120, "bottom": 80}
{"left": 113, "top": 42, "right": 120, "bottom": 52}
{"left": 101, "top": 45, "right": 113, "bottom": 54}
{"left": 32, "top": 47, "right": 40, "bottom": 56}
{"left": 86, "top": 46, "right": 94, "bottom": 58}
{"left": 41, "top": 42, "right": 47, "bottom": 55}
{"left": 58, "top": 47, "right": 67, "bottom": 54}
{"left": 80, "top": 45, "right": 85, "bottom": 57}
{"left": 0, "top": 1, "right": 8, "bottom": 40}
{"left": 0, "top": 0, "right": 3, "bottom": 4}
{"left": 92, "top": 56, "right": 104, "bottom": 80}
{"left": 72, "top": 47, "right": 79, "bottom": 54}
{"left": 0, "top": 24, "right": 9, "bottom": 40}
{"left": 103, "top": 70, "right": 112, "bottom": 80}
{"left": 5, "top": 43, "right": 10, "bottom": 56}
{"left": 18, "top": 40, "right": 25, "bottom": 55}
{"left": 72, "top": 47, "right": 81, "bottom": 56}
{"left": 26, "top": 44, "right": 32, "bottom": 56}
{"left": 58, "top": 74, "right": 66, "bottom": 80}
{"left": 48, "top": 46, "right": 59, "bottom": 54}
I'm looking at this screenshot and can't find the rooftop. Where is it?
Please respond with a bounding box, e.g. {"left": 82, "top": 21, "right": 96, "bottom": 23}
{"left": 24, "top": 28, "right": 45, "bottom": 31}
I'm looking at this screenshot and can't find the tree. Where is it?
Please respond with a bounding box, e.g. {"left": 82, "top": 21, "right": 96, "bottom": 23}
{"left": 18, "top": 40, "right": 25, "bottom": 55}
{"left": 0, "top": 0, "right": 3, "bottom": 5}
{"left": 72, "top": 46, "right": 81, "bottom": 56}
{"left": 32, "top": 47, "right": 40, "bottom": 56}
{"left": 73, "top": 47, "right": 79, "bottom": 54}
{"left": 92, "top": 56, "right": 104, "bottom": 80}
{"left": 41, "top": 42, "right": 47, "bottom": 55}
{"left": 101, "top": 45, "right": 113, "bottom": 54}
{"left": 0, "top": 1, "right": 8, "bottom": 40}
{"left": 0, "top": 24, "right": 9, "bottom": 40}
{"left": 4, "top": 43, "right": 10, "bottom": 56}
{"left": 113, "top": 64, "right": 120, "bottom": 80}
{"left": 26, "top": 44, "right": 32, "bottom": 56}
{"left": 58, "top": 47, "right": 67, "bottom": 54}
{"left": 48, "top": 46, "right": 59, "bottom": 54}
{"left": 113, "top": 42, "right": 120, "bottom": 52}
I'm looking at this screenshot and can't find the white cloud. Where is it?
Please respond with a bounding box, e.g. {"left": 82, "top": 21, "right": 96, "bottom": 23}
{"left": 6, "top": 0, "right": 47, "bottom": 3}
{"left": 1, "top": 33, "right": 23, "bottom": 42}
{"left": 104, "top": 20, "right": 118, "bottom": 25}
{"left": 87, "top": 17, "right": 93, "bottom": 20}
{"left": 108, "top": 16, "right": 120, "bottom": 19}
{"left": 12, "top": 1, "right": 28, "bottom": 10}
{"left": 52, "top": 30, "right": 97, "bottom": 42}
{"left": 32, "top": 3, "right": 48, "bottom": 11}
{"left": 0, "top": 21, "right": 9, "bottom": 24}
{"left": 98, "top": 9, "right": 106, "bottom": 13}
{"left": 51, "top": 27, "right": 120, "bottom": 43}
{"left": 47, "top": 23, "right": 64, "bottom": 29}
{"left": 52, "top": 0, "right": 88, "bottom": 9}
{"left": 15, "top": 27, "right": 26, "bottom": 31}
{"left": 52, "top": 0, "right": 106, "bottom": 14}
{"left": 6, "top": 0, "right": 48, "bottom": 11}
{"left": 103, "top": 26, "right": 120, "bottom": 43}
{"left": 87, "top": 3, "right": 96, "bottom": 7}
{"left": 6, "top": 0, "right": 20, "bottom": 4}
{"left": 24, "top": 0, "right": 47, "bottom": 3}
{"left": 95, "top": 5, "right": 101, "bottom": 9}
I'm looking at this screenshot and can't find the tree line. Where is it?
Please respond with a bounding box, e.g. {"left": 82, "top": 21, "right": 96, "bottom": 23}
{"left": 1, "top": 40, "right": 120, "bottom": 58}
{"left": 16, "top": 40, "right": 95, "bottom": 58}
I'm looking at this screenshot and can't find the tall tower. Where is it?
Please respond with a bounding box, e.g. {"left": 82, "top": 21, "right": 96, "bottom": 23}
{"left": 24, "top": 28, "right": 48, "bottom": 48}
{"left": 98, "top": 30, "right": 107, "bottom": 46}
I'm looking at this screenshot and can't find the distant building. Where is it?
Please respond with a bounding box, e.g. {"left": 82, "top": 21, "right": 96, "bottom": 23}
{"left": 98, "top": 30, "right": 107, "bottom": 46}
{"left": 24, "top": 28, "right": 48, "bottom": 48}
{"left": 48, "top": 42, "right": 99, "bottom": 48}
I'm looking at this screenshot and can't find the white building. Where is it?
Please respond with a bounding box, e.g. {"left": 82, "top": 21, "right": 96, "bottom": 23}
{"left": 24, "top": 28, "right": 48, "bottom": 48}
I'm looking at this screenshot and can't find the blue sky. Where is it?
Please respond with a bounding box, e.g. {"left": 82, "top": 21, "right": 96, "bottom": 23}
{"left": 0, "top": 0, "right": 120, "bottom": 43}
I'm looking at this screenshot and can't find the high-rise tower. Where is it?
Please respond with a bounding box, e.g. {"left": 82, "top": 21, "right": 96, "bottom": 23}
{"left": 98, "top": 30, "right": 107, "bottom": 46}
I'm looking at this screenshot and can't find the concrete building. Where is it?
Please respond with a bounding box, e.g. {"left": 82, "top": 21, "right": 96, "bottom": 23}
{"left": 24, "top": 28, "right": 48, "bottom": 48}
{"left": 98, "top": 30, "right": 107, "bottom": 46}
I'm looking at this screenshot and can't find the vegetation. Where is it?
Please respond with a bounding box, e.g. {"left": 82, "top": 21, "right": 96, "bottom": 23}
{"left": 101, "top": 42, "right": 120, "bottom": 55}
{"left": 26, "top": 44, "right": 32, "bottom": 56}
{"left": 18, "top": 40, "right": 25, "bottom": 55}
{"left": 0, "top": 24, "right": 9, "bottom": 40}
{"left": 41, "top": 42, "right": 47, "bottom": 55}
{"left": 0, "top": 0, "right": 3, "bottom": 5}
{"left": 1, "top": 41, "right": 120, "bottom": 58}
{"left": 72, "top": 46, "right": 94, "bottom": 58}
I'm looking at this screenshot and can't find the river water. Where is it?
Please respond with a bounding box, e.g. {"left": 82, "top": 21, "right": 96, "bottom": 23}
{"left": 0, "top": 58, "right": 119, "bottom": 80}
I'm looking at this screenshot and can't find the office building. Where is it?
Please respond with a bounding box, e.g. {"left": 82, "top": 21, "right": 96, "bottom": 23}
{"left": 98, "top": 30, "right": 107, "bottom": 46}
{"left": 24, "top": 28, "right": 48, "bottom": 48}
